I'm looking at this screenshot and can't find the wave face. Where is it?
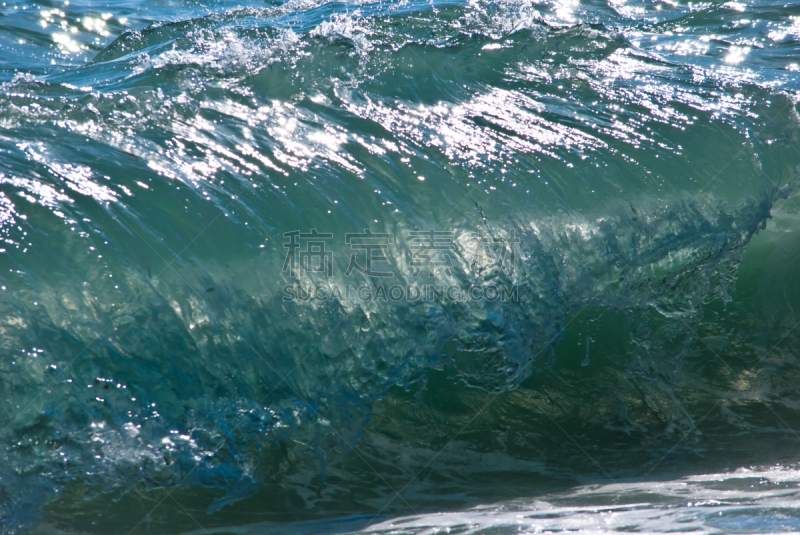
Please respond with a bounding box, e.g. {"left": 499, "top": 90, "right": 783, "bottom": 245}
{"left": 1, "top": 0, "right": 800, "bottom": 532}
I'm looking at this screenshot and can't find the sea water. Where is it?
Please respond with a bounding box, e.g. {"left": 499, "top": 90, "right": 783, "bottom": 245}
{"left": 1, "top": 0, "right": 800, "bottom": 532}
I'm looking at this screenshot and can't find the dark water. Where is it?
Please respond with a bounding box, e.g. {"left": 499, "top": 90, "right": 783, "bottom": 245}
{"left": 1, "top": 0, "right": 800, "bottom": 532}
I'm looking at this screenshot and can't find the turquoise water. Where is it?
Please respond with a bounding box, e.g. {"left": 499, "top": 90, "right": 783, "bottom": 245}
{"left": 1, "top": 0, "right": 800, "bottom": 532}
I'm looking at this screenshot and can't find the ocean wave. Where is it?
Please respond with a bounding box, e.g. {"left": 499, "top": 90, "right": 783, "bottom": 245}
{"left": 1, "top": 0, "right": 799, "bottom": 532}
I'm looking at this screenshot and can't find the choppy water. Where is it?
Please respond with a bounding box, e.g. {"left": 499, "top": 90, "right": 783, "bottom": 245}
{"left": 1, "top": 0, "right": 800, "bottom": 532}
{"left": 160, "top": 464, "right": 800, "bottom": 534}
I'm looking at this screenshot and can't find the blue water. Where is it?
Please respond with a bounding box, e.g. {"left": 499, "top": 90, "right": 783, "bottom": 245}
{"left": 1, "top": 0, "right": 800, "bottom": 532}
